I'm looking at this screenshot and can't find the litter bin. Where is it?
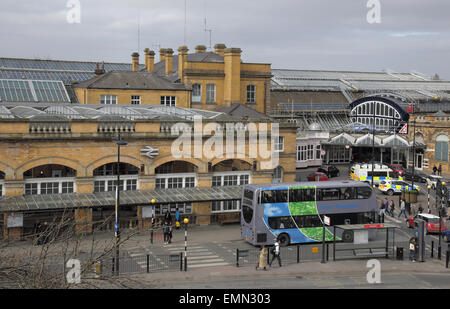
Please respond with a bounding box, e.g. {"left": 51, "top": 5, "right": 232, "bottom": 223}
{"left": 396, "top": 247, "right": 403, "bottom": 260}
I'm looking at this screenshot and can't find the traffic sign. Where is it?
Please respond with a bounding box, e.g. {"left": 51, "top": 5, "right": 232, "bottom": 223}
{"left": 398, "top": 123, "right": 408, "bottom": 134}
{"left": 324, "top": 215, "right": 330, "bottom": 226}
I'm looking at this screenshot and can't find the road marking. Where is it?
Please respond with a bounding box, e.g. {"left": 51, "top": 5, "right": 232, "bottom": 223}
{"left": 189, "top": 255, "right": 220, "bottom": 260}
{"left": 188, "top": 262, "right": 230, "bottom": 268}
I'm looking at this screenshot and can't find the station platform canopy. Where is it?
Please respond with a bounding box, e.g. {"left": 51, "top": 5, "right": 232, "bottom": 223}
{"left": 0, "top": 186, "right": 243, "bottom": 213}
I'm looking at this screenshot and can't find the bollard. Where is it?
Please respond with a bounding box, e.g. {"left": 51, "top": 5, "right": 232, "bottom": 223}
{"left": 95, "top": 261, "right": 102, "bottom": 277}
{"left": 297, "top": 245, "right": 300, "bottom": 263}
{"left": 445, "top": 250, "right": 450, "bottom": 268}
{"left": 236, "top": 249, "right": 239, "bottom": 267}
{"left": 180, "top": 252, "right": 183, "bottom": 271}
{"left": 146, "top": 254, "right": 150, "bottom": 273}
{"left": 150, "top": 230, "right": 153, "bottom": 244}
{"left": 431, "top": 241, "right": 434, "bottom": 258}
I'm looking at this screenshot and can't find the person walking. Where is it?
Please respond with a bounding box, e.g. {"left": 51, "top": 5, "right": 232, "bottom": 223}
{"left": 269, "top": 239, "right": 282, "bottom": 267}
{"left": 388, "top": 200, "right": 395, "bottom": 217}
{"left": 163, "top": 220, "right": 170, "bottom": 245}
{"left": 433, "top": 165, "right": 437, "bottom": 175}
{"left": 175, "top": 207, "right": 180, "bottom": 230}
{"left": 409, "top": 237, "right": 416, "bottom": 262}
{"left": 256, "top": 245, "right": 268, "bottom": 271}
{"left": 438, "top": 164, "right": 442, "bottom": 176}
{"left": 418, "top": 204, "right": 424, "bottom": 214}
{"left": 398, "top": 199, "right": 408, "bottom": 219}
{"left": 379, "top": 199, "right": 387, "bottom": 222}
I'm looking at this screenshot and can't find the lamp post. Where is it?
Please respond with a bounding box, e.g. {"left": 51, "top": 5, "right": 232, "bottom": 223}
{"left": 438, "top": 181, "right": 446, "bottom": 260}
{"left": 371, "top": 103, "right": 376, "bottom": 187}
{"left": 113, "top": 133, "right": 127, "bottom": 275}
{"left": 427, "top": 185, "right": 431, "bottom": 214}
{"left": 411, "top": 119, "right": 416, "bottom": 191}
{"left": 183, "top": 217, "right": 189, "bottom": 271}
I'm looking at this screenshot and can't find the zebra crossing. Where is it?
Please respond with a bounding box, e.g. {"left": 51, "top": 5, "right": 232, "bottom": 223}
{"left": 164, "top": 244, "right": 230, "bottom": 268}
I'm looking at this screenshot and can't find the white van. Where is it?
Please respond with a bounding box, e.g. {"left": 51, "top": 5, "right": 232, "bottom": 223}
{"left": 350, "top": 163, "right": 396, "bottom": 186}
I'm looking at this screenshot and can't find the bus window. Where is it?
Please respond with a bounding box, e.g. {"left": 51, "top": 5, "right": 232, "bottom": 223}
{"left": 268, "top": 216, "right": 296, "bottom": 229}
{"left": 299, "top": 215, "right": 322, "bottom": 228}
{"left": 289, "top": 188, "right": 315, "bottom": 202}
{"left": 243, "top": 189, "right": 254, "bottom": 201}
{"left": 357, "top": 187, "right": 372, "bottom": 199}
{"left": 317, "top": 188, "right": 340, "bottom": 201}
{"left": 242, "top": 205, "right": 253, "bottom": 224}
{"left": 342, "top": 187, "right": 356, "bottom": 199}
{"left": 261, "top": 190, "right": 288, "bottom": 203}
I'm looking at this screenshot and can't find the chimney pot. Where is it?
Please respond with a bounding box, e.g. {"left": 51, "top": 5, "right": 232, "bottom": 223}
{"left": 195, "top": 45, "right": 207, "bottom": 53}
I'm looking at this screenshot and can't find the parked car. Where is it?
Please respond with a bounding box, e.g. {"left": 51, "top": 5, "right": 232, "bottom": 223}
{"left": 406, "top": 213, "right": 446, "bottom": 234}
{"left": 402, "top": 169, "right": 427, "bottom": 183}
{"left": 388, "top": 164, "right": 405, "bottom": 176}
{"left": 426, "top": 174, "right": 443, "bottom": 190}
{"left": 307, "top": 172, "right": 329, "bottom": 182}
{"left": 317, "top": 165, "right": 340, "bottom": 178}
{"left": 378, "top": 180, "right": 420, "bottom": 196}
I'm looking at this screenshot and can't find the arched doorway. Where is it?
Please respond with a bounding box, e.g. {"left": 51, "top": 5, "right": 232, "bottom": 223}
{"left": 23, "top": 164, "right": 76, "bottom": 195}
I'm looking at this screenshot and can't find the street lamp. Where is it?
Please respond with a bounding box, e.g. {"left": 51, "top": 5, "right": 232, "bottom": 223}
{"left": 113, "top": 133, "right": 127, "bottom": 275}
{"left": 183, "top": 217, "right": 189, "bottom": 271}
{"left": 438, "top": 181, "right": 446, "bottom": 260}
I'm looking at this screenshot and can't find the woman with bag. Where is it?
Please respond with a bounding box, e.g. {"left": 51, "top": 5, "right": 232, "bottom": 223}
{"left": 256, "top": 245, "right": 268, "bottom": 271}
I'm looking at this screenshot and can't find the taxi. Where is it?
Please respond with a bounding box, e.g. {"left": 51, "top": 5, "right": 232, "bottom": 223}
{"left": 378, "top": 180, "right": 420, "bottom": 196}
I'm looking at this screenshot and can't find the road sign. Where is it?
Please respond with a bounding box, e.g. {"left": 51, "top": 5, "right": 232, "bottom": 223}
{"left": 398, "top": 123, "right": 408, "bottom": 134}
{"left": 324, "top": 215, "right": 330, "bottom": 226}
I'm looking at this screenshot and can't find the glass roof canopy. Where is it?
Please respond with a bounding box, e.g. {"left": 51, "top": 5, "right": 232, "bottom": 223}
{"left": 0, "top": 79, "right": 70, "bottom": 103}
{"left": 0, "top": 186, "right": 243, "bottom": 213}
{"left": 0, "top": 103, "right": 225, "bottom": 121}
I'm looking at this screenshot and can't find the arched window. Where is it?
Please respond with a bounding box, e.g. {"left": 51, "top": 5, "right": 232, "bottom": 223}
{"left": 435, "top": 134, "right": 449, "bottom": 162}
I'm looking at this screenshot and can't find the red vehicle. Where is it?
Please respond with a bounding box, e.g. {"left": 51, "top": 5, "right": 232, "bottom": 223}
{"left": 406, "top": 213, "right": 447, "bottom": 234}
{"left": 389, "top": 164, "right": 405, "bottom": 176}
{"left": 307, "top": 172, "right": 329, "bottom": 182}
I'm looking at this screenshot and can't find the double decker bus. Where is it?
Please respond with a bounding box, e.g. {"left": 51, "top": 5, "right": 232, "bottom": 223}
{"left": 241, "top": 180, "right": 377, "bottom": 246}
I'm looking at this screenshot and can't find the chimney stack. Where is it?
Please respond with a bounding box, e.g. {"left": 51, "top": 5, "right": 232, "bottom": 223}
{"left": 145, "top": 49, "right": 155, "bottom": 72}
{"left": 165, "top": 48, "right": 174, "bottom": 75}
{"left": 178, "top": 45, "right": 189, "bottom": 82}
{"left": 131, "top": 52, "right": 139, "bottom": 72}
{"left": 94, "top": 62, "right": 105, "bottom": 76}
{"left": 195, "top": 45, "right": 207, "bottom": 53}
{"left": 159, "top": 48, "right": 167, "bottom": 63}
{"left": 214, "top": 43, "right": 226, "bottom": 57}
{"left": 224, "top": 48, "right": 242, "bottom": 106}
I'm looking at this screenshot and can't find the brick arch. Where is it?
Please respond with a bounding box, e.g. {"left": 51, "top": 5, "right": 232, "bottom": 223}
{"left": 86, "top": 155, "right": 145, "bottom": 176}
{"left": 15, "top": 157, "right": 86, "bottom": 180}
{"left": 0, "top": 161, "right": 14, "bottom": 180}
{"left": 211, "top": 155, "right": 254, "bottom": 168}
{"left": 151, "top": 155, "right": 206, "bottom": 174}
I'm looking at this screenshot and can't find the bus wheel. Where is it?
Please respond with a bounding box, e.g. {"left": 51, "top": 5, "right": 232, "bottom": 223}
{"left": 277, "top": 234, "right": 290, "bottom": 247}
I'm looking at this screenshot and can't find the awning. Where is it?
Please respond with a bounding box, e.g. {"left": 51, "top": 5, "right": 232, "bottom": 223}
{"left": 0, "top": 186, "right": 243, "bottom": 213}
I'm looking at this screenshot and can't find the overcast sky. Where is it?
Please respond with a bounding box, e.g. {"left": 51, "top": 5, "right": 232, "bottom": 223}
{"left": 0, "top": 0, "right": 449, "bottom": 79}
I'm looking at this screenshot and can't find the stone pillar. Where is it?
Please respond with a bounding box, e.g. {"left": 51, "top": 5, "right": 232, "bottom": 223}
{"left": 74, "top": 208, "right": 93, "bottom": 234}
{"left": 192, "top": 202, "right": 211, "bottom": 225}
{"left": 137, "top": 206, "right": 153, "bottom": 230}
{"left": 3, "top": 213, "right": 23, "bottom": 240}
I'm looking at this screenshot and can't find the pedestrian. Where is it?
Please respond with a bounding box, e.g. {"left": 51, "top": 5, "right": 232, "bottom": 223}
{"left": 269, "top": 239, "right": 282, "bottom": 267}
{"left": 389, "top": 200, "right": 395, "bottom": 217}
{"left": 164, "top": 211, "right": 173, "bottom": 226}
{"left": 256, "top": 245, "right": 268, "bottom": 271}
{"left": 433, "top": 165, "right": 437, "bottom": 175}
{"left": 409, "top": 237, "right": 416, "bottom": 262}
{"left": 175, "top": 207, "right": 180, "bottom": 230}
{"left": 163, "top": 220, "right": 170, "bottom": 244}
{"left": 168, "top": 225, "right": 173, "bottom": 244}
{"left": 438, "top": 164, "right": 442, "bottom": 176}
{"left": 379, "top": 199, "right": 387, "bottom": 222}
{"left": 398, "top": 199, "right": 408, "bottom": 219}
{"left": 418, "top": 204, "right": 423, "bottom": 214}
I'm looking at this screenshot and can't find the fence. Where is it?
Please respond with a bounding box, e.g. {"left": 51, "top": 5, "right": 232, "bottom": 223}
{"left": 236, "top": 243, "right": 329, "bottom": 267}
{"left": 99, "top": 252, "right": 184, "bottom": 276}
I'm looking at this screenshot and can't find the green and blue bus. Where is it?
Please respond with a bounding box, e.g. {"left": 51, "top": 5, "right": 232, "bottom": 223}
{"left": 241, "top": 180, "right": 378, "bottom": 246}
